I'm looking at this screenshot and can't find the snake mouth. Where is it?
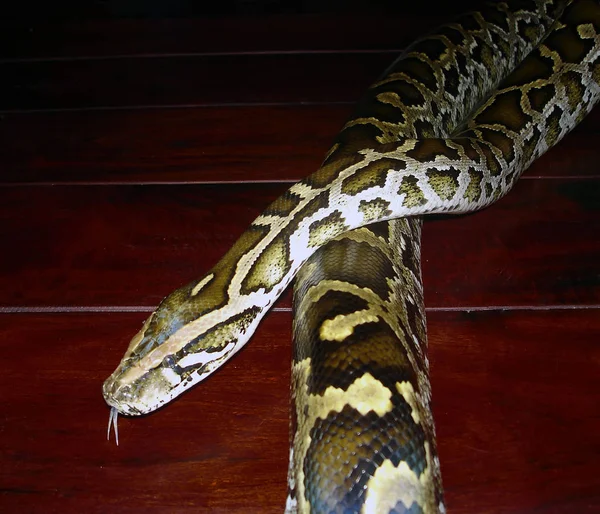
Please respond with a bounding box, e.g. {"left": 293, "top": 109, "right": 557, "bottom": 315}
{"left": 104, "top": 399, "right": 144, "bottom": 416}
{"left": 102, "top": 376, "right": 146, "bottom": 416}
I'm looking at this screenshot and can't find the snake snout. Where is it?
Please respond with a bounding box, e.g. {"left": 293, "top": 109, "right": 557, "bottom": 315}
{"left": 102, "top": 377, "right": 141, "bottom": 415}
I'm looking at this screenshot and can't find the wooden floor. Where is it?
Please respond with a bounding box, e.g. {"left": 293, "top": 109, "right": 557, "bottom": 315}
{"left": 1, "top": 7, "right": 599, "bottom": 514}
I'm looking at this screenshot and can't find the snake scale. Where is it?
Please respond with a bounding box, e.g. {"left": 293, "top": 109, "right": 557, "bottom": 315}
{"left": 103, "top": 0, "right": 600, "bottom": 512}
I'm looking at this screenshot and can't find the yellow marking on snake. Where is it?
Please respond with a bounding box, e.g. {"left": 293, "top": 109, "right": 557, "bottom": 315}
{"left": 307, "top": 367, "right": 393, "bottom": 419}
{"left": 191, "top": 273, "right": 215, "bottom": 296}
{"left": 362, "top": 443, "right": 439, "bottom": 514}
{"left": 319, "top": 311, "right": 380, "bottom": 342}
{"left": 397, "top": 381, "right": 422, "bottom": 424}
{"left": 292, "top": 359, "right": 396, "bottom": 512}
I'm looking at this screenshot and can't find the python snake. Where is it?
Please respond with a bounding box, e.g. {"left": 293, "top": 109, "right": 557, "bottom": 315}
{"left": 103, "top": 0, "right": 600, "bottom": 512}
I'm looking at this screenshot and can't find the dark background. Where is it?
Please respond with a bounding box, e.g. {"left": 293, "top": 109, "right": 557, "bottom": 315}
{"left": 4, "top": 0, "right": 483, "bottom": 18}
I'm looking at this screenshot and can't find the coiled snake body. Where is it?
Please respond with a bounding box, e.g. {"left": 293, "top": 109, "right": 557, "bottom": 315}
{"left": 103, "top": 0, "right": 600, "bottom": 512}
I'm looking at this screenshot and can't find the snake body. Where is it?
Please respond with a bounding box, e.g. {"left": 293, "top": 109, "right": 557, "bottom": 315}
{"left": 290, "top": 218, "right": 438, "bottom": 513}
{"left": 104, "top": 0, "right": 600, "bottom": 512}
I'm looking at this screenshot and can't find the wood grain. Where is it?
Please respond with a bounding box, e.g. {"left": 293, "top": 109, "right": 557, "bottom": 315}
{"left": 1, "top": 309, "right": 597, "bottom": 513}
{"left": 1, "top": 52, "right": 394, "bottom": 111}
{"left": 0, "top": 105, "right": 352, "bottom": 184}
{"left": 0, "top": 106, "right": 598, "bottom": 184}
{"left": 0, "top": 179, "right": 598, "bottom": 309}
{"left": 428, "top": 309, "right": 600, "bottom": 513}
{"left": 0, "top": 311, "right": 290, "bottom": 513}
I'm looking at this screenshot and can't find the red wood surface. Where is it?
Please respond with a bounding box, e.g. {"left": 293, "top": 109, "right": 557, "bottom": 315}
{"left": 0, "top": 179, "right": 598, "bottom": 309}
{"left": 1, "top": 6, "right": 599, "bottom": 514}
{"left": 1, "top": 52, "right": 395, "bottom": 110}
{"left": 0, "top": 310, "right": 598, "bottom": 513}
{"left": 0, "top": 107, "right": 598, "bottom": 184}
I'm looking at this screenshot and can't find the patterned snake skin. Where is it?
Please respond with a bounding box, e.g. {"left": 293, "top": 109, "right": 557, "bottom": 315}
{"left": 290, "top": 219, "right": 436, "bottom": 513}
{"left": 104, "top": 0, "right": 600, "bottom": 511}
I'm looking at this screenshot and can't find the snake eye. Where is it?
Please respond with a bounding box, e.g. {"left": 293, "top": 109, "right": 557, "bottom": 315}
{"left": 163, "top": 355, "right": 176, "bottom": 368}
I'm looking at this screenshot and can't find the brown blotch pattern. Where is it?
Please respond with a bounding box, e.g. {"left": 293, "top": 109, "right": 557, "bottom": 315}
{"left": 263, "top": 191, "right": 303, "bottom": 217}
{"left": 183, "top": 306, "right": 261, "bottom": 356}
{"left": 307, "top": 153, "right": 361, "bottom": 189}
{"left": 475, "top": 89, "right": 531, "bottom": 132}
{"left": 527, "top": 83, "right": 556, "bottom": 113}
{"left": 464, "top": 168, "right": 483, "bottom": 203}
{"left": 333, "top": 121, "right": 390, "bottom": 157}
{"left": 518, "top": 18, "right": 545, "bottom": 47}
{"left": 522, "top": 125, "right": 542, "bottom": 165}
{"left": 406, "top": 139, "right": 460, "bottom": 162}
{"left": 480, "top": 127, "right": 515, "bottom": 163}
{"left": 501, "top": 51, "right": 555, "bottom": 88}
{"left": 240, "top": 236, "right": 290, "bottom": 295}
{"left": 341, "top": 157, "right": 405, "bottom": 195}
{"left": 545, "top": 24, "right": 595, "bottom": 64}
{"left": 561, "top": 70, "right": 587, "bottom": 111}
{"left": 392, "top": 81, "right": 427, "bottom": 107}
{"left": 399, "top": 56, "right": 438, "bottom": 92}
{"left": 294, "top": 190, "right": 331, "bottom": 226}
{"left": 456, "top": 138, "right": 482, "bottom": 163}
{"left": 399, "top": 175, "right": 427, "bottom": 208}
{"left": 544, "top": 105, "right": 564, "bottom": 148}
{"left": 194, "top": 223, "right": 269, "bottom": 311}
{"left": 306, "top": 322, "right": 416, "bottom": 393}
{"left": 566, "top": 0, "right": 600, "bottom": 25}
{"left": 365, "top": 221, "right": 394, "bottom": 243}
{"left": 477, "top": 140, "right": 502, "bottom": 176}
{"left": 308, "top": 211, "right": 349, "bottom": 249}
{"left": 304, "top": 404, "right": 426, "bottom": 513}
{"left": 138, "top": 223, "right": 270, "bottom": 354}
{"left": 425, "top": 168, "right": 461, "bottom": 201}
{"left": 241, "top": 192, "right": 329, "bottom": 294}
{"left": 440, "top": 64, "right": 461, "bottom": 98}
{"left": 359, "top": 198, "right": 393, "bottom": 224}
{"left": 292, "top": 289, "right": 368, "bottom": 363}
{"left": 412, "top": 119, "right": 437, "bottom": 139}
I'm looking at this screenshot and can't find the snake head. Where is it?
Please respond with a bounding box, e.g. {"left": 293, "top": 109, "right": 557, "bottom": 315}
{"left": 102, "top": 309, "right": 194, "bottom": 416}
{"left": 103, "top": 273, "right": 264, "bottom": 416}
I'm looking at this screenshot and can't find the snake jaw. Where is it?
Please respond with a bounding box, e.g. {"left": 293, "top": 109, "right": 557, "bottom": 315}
{"left": 102, "top": 380, "right": 140, "bottom": 415}
{"left": 103, "top": 299, "right": 259, "bottom": 415}
{"left": 102, "top": 364, "right": 180, "bottom": 416}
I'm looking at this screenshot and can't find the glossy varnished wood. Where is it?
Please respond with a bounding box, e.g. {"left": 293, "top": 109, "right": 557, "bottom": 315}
{"left": 428, "top": 309, "right": 600, "bottom": 512}
{"left": 1, "top": 5, "right": 599, "bottom": 514}
{"left": 0, "top": 105, "right": 353, "bottom": 184}
{"left": 1, "top": 52, "right": 396, "bottom": 111}
{"left": 0, "top": 179, "right": 598, "bottom": 308}
{"left": 0, "top": 312, "right": 291, "bottom": 513}
{"left": 0, "top": 310, "right": 598, "bottom": 512}
{"left": 0, "top": 107, "right": 598, "bottom": 184}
